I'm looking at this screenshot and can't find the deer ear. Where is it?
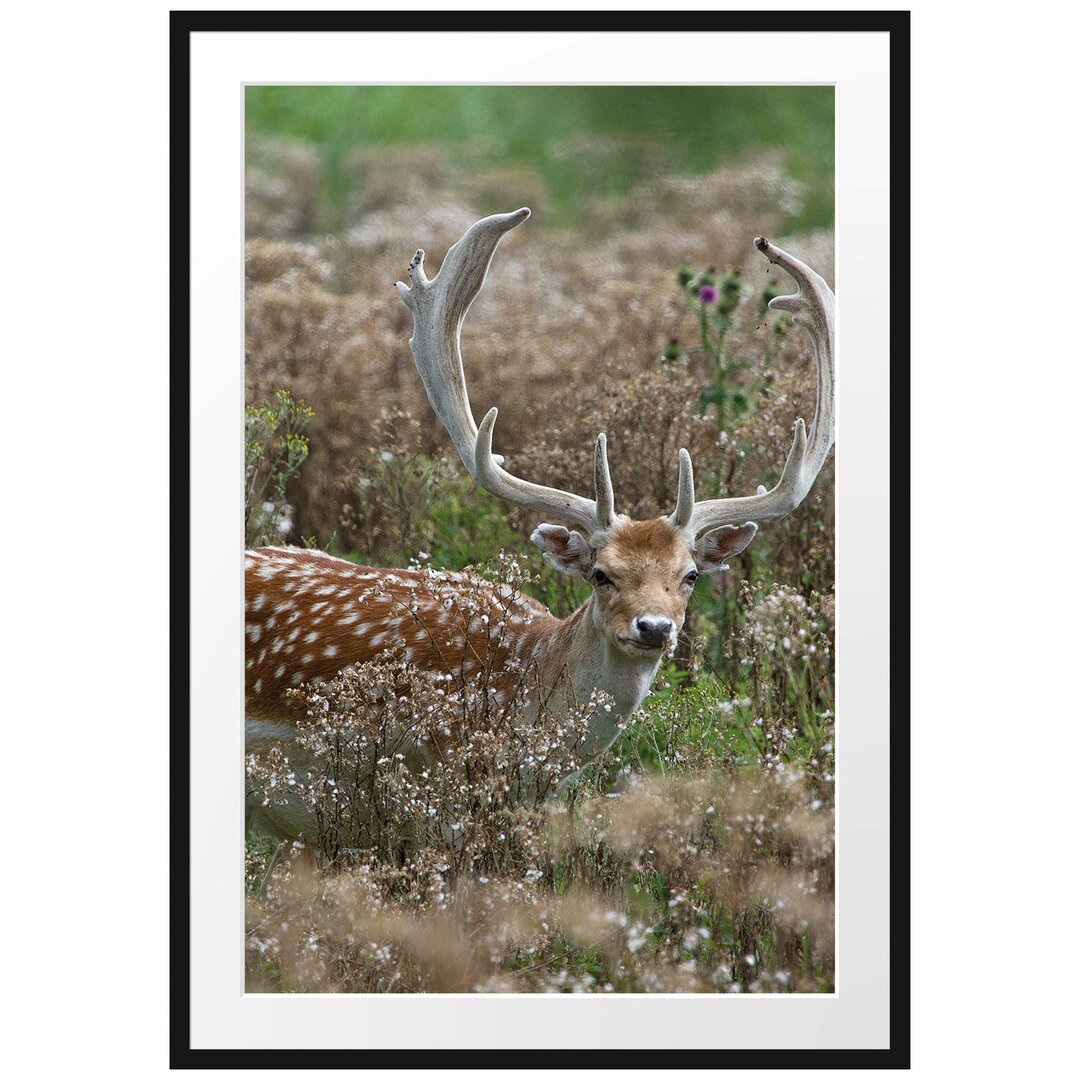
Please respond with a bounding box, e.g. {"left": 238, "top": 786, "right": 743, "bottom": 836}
{"left": 531, "top": 524, "right": 595, "bottom": 576}
{"left": 694, "top": 523, "right": 758, "bottom": 574}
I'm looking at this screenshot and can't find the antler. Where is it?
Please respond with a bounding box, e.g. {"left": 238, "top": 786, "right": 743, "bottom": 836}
{"left": 668, "top": 236, "right": 835, "bottom": 538}
{"left": 395, "top": 209, "right": 616, "bottom": 537}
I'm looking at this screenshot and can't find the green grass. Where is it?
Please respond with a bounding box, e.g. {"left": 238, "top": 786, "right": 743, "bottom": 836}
{"left": 246, "top": 85, "right": 834, "bottom": 232}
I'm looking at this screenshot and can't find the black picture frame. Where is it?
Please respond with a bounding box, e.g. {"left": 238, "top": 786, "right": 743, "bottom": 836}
{"left": 171, "top": 8, "right": 910, "bottom": 1068}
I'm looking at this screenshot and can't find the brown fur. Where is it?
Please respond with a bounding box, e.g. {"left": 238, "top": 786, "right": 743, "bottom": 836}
{"left": 246, "top": 518, "right": 704, "bottom": 735}
{"left": 245, "top": 546, "right": 561, "bottom": 722}
{"left": 590, "top": 519, "right": 697, "bottom": 655}
{"left": 603, "top": 518, "right": 688, "bottom": 565}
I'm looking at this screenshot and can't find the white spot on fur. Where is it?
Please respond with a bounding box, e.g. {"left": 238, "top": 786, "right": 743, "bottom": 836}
{"left": 323, "top": 645, "right": 338, "bottom": 658}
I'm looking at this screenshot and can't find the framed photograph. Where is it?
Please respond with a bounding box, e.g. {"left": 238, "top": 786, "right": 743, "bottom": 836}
{"left": 173, "top": 9, "right": 908, "bottom": 1067}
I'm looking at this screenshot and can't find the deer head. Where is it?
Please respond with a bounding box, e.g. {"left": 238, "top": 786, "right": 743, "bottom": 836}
{"left": 394, "top": 209, "right": 834, "bottom": 663}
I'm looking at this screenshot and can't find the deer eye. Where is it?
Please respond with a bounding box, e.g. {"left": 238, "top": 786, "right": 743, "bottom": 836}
{"left": 683, "top": 570, "right": 700, "bottom": 587}
{"left": 591, "top": 569, "right": 614, "bottom": 589}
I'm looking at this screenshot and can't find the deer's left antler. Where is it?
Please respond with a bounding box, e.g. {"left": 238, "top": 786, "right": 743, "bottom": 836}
{"left": 668, "top": 236, "right": 835, "bottom": 537}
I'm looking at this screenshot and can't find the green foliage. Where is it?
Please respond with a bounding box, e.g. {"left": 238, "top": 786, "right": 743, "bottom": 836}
{"left": 245, "top": 389, "right": 313, "bottom": 547}
{"left": 340, "top": 446, "right": 591, "bottom": 617}
{"left": 575, "top": 580, "right": 833, "bottom": 802}
{"left": 666, "top": 264, "right": 760, "bottom": 436}
{"left": 246, "top": 85, "right": 834, "bottom": 233}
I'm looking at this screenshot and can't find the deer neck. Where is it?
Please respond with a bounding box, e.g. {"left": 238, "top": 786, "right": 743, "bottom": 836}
{"left": 534, "top": 597, "right": 662, "bottom": 759}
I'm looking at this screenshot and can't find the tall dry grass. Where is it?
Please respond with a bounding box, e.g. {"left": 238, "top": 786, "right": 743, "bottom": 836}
{"left": 246, "top": 143, "right": 834, "bottom": 555}
{"left": 246, "top": 574, "right": 835, "bottom": 994}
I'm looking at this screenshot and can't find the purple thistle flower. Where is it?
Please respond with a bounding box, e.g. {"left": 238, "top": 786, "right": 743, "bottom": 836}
{"left": 698, "top": 285, "right": 718, "bottom": 305}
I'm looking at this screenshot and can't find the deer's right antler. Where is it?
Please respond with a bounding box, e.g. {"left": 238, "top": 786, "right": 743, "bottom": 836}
{"left": 395, "top": 209, "right": 617, "bottom": 538}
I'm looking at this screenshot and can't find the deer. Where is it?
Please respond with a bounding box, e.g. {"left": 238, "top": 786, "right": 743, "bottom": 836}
{"left": 245, "top": 208, "right": 834, "bottom": 839}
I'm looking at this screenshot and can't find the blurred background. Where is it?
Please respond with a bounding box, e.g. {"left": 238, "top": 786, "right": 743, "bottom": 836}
{"left": 245, "top": 84, "right": 834, "bottom": 639}
{"left": 246, "top": 85, "right": 833, "bottom": 236}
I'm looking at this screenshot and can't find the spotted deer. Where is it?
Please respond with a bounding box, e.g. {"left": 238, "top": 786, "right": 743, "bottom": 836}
{"left": 246, "top": 208, "right": 834, "bottom": 830}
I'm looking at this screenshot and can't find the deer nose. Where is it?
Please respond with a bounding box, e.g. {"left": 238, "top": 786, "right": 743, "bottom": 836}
{"left": 634, "top": 616, "right": 674, "bottom": 647}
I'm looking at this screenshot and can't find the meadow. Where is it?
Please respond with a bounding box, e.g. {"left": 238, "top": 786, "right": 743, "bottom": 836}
{"left": 244, "top": 86, "right": 835, "bottom": 994}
